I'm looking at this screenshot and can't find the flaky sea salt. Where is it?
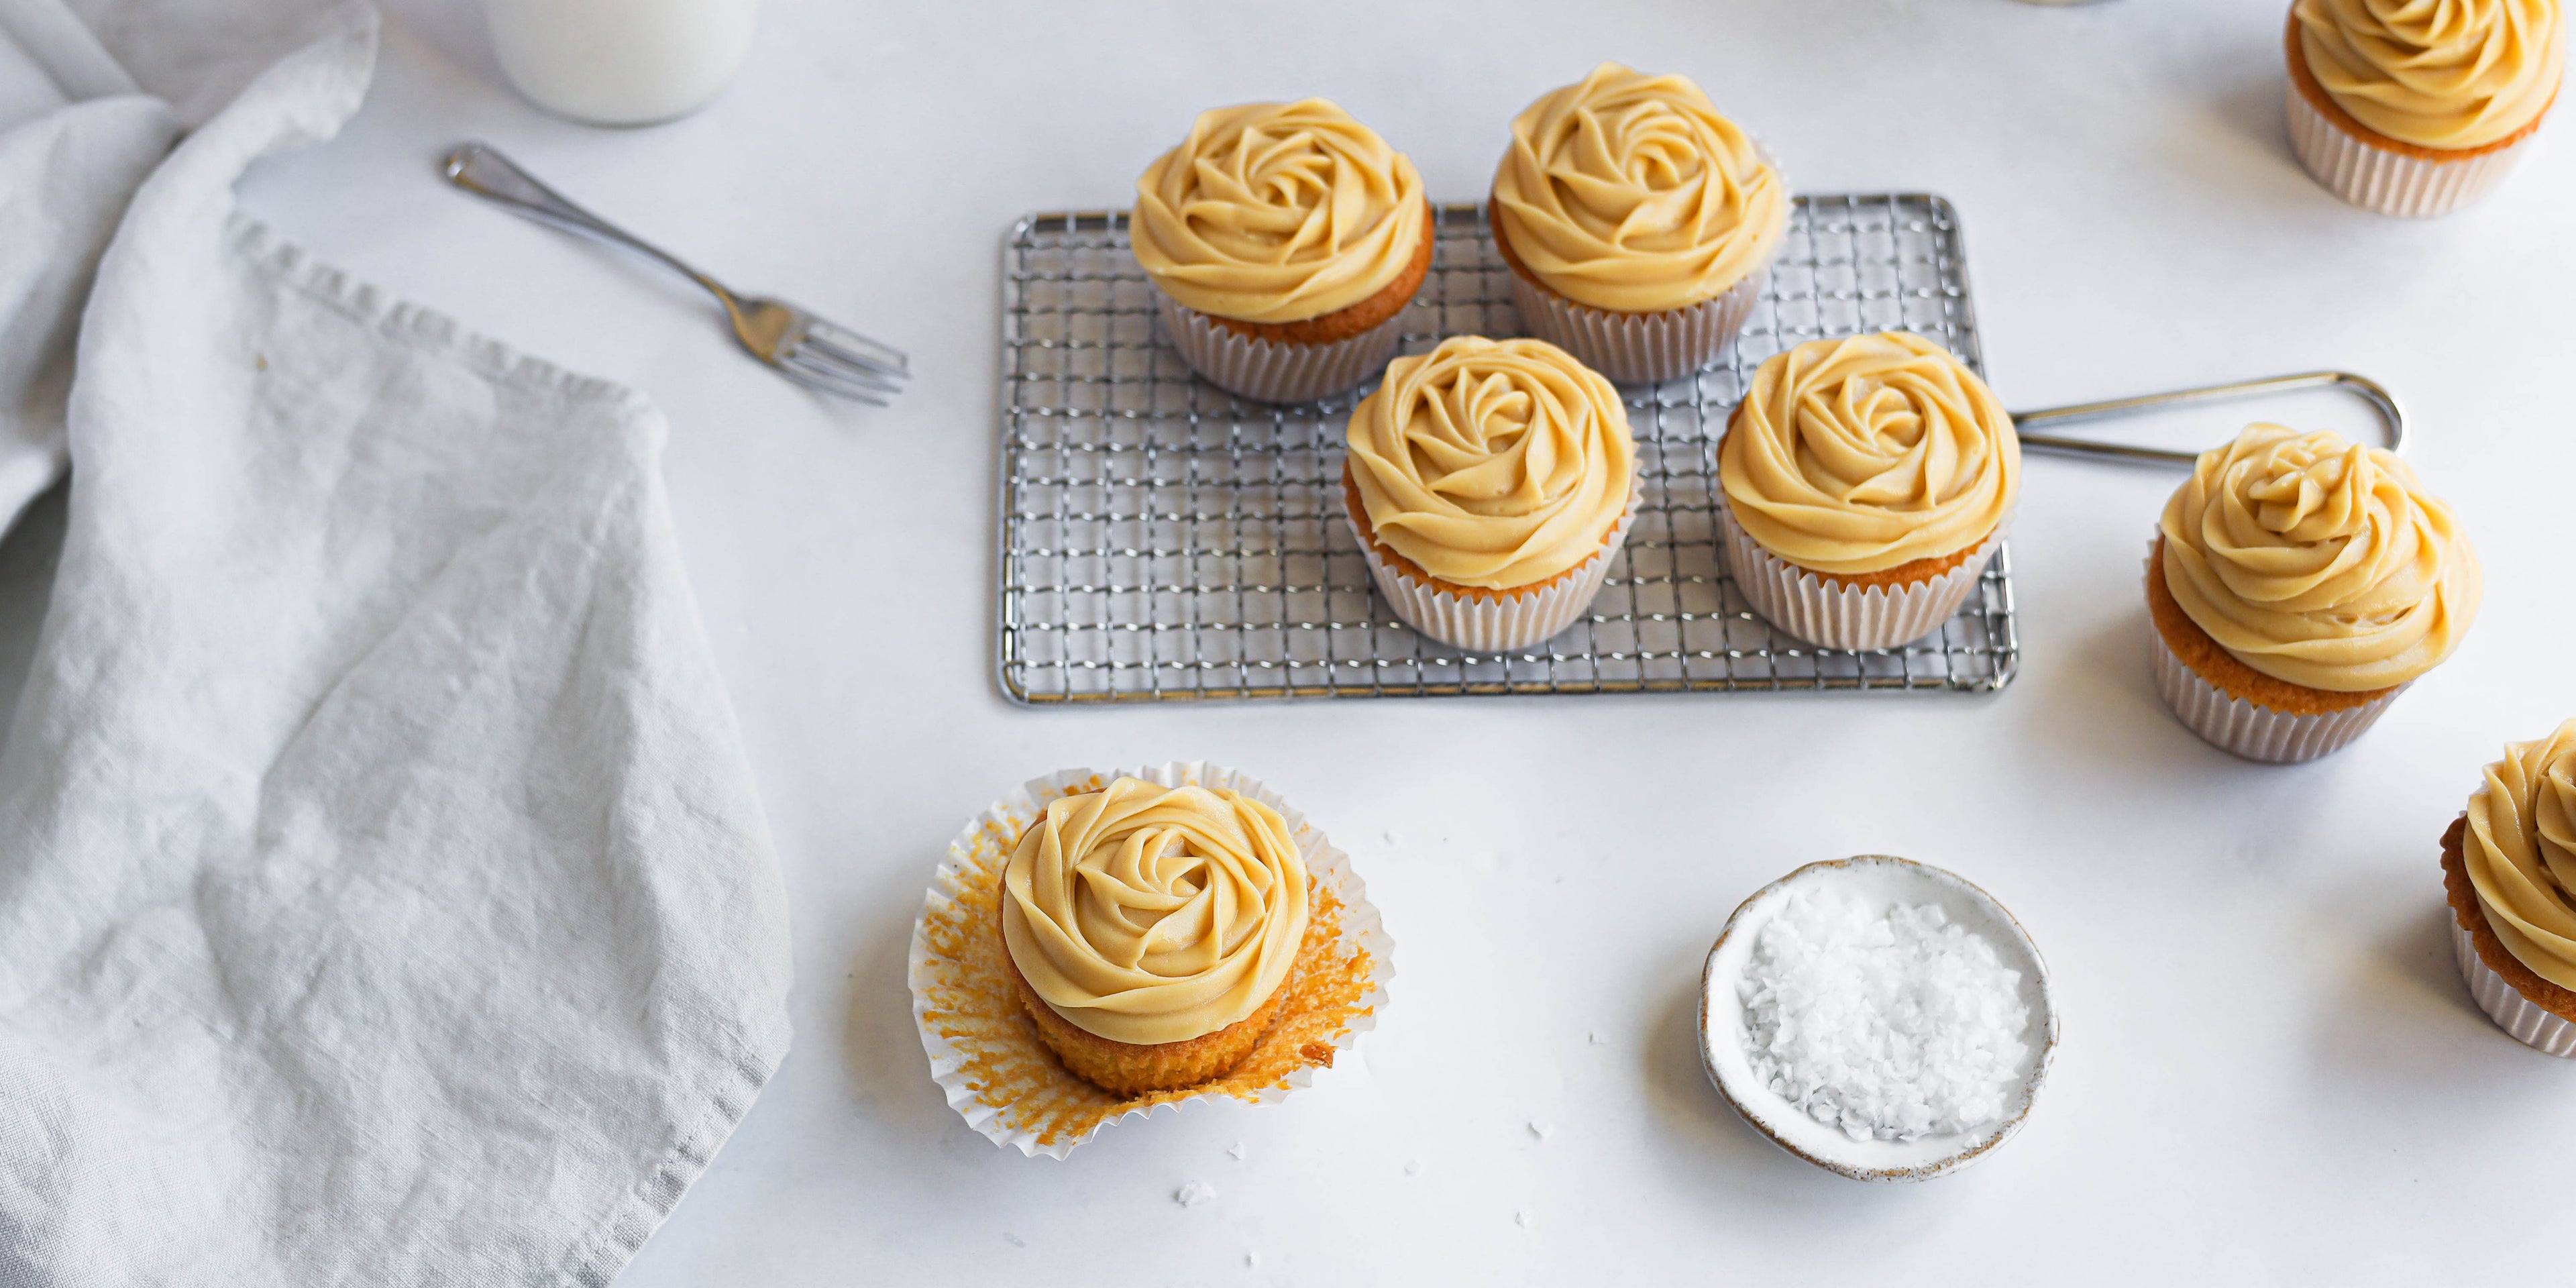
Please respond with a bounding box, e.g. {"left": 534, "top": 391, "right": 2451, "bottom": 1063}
{"left": 1737, "top": 887, "right": 2030, "bottom": 1142}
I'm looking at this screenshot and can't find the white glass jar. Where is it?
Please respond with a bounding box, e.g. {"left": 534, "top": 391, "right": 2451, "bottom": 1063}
{"left": 484, "top": 0, "right": 759, "bottom": 126}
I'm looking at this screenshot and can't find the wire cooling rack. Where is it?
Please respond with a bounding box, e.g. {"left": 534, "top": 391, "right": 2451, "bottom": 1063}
{"left": 997, "top": 195, "right": 2018, "bottom": 705}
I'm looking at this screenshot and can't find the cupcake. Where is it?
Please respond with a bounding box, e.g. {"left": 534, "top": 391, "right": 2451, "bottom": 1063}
{"left": 2286, "top": 0, "right": 2564, "bottom": 217}
{"left": 1132, "top": 100, "right": 1433, "bottom": 403}
{"left": 1491, "top": 63, "right": 1788, "bottom": 384}
{"left": 1000, "top": 775, "right": 1309, "bottom": 1095}
{"left": 1343, "top": 335, "right": 1638, "bottom": 652}
{"left": 913, "top": 763, "right": 1391, "bottom": 1157}
{"left": 1715, "top": 332, "right": 2017, "bottom": 651}
{"left": 2442, "top": 721, "right": 2576, "bottom": 1056}
{"left": 2149, "top": 423, "right": 2479, "bottom": 763}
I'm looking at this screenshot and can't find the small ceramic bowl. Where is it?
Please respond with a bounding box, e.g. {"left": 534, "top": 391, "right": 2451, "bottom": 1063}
{"left": 1697, "top": 855, "right": 2057, "bottom": 1182}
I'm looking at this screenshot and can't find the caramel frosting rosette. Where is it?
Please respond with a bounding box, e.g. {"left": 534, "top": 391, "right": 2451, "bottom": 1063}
{"left": 1346, "top": 336, "right": 1636, "bottom": 591}
{"left": 2158, "top": 424, "right": 2479, "bottom": 694}
{"left": 2294, "top": 0, "right": 2564, "bottom": 150}
{"left": 1001, "top": 777, "right": 1309, "bottom": 1046}
{"left": 1719, "top": 332, "right": 2018, "bottom": 577}
{"left": 2464, "top": 721, "right": 2576, "bottom": 991}
{"left": 1132, "top": 100, "right": 1429, "bottom": 326}
{"left": 1493, "top": 63, "right": 1787, "bottom": 313}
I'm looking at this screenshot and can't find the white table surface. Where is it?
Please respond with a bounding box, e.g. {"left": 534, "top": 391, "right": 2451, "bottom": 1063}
{"left": 15, "top": 0, "right": 2574, "bottom": 1281}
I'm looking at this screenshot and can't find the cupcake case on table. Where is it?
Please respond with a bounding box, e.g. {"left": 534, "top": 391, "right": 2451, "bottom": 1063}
{"left": 910, "top": 762, "right": 1393, "bottom": 1158}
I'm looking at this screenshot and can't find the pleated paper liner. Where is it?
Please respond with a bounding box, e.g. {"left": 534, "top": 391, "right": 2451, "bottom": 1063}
{"left": 2286, "top": 80, "right": 2535, "bottom": 218}
{"left": 908, "top": 761, "right": 1393, "bottom": 1159}
{"left": 1505, "top": 262, "right": 1768, "bottom": 386}
{"left": 2451, "top": 918, "right": 2576, "bottom": 1058}
{"left": 1154, "top": 292, "right": 1408, "bottom": 405}
{"left": 2139, "top": 544, "right": 2404, "bottom": 763}
{"left": 1348, "top": 486, "right": 1639, "bottom": 653}
{"left": 1716, "top": 499, "right": 2000, "bottom": 652}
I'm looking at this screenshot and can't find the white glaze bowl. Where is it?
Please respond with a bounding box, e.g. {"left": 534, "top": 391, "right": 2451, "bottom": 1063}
{"left": 1698, "top": 855, "right": 2058, "bottom": 1182}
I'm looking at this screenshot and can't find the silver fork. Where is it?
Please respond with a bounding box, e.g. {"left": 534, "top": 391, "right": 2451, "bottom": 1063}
{"left": 440, "top": 142, "right": 907, "bottom": 405}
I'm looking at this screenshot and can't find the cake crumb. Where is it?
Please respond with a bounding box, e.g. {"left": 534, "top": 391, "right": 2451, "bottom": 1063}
{"left": 1228, "top": 1141, "right": 1247, "bottom": 1161}
{"left": 1175, "top": 1181, "right": 1217, "bottom": 1208}
{"left": 1526, "top": 1120, "right": 1553, "bottom": 1142}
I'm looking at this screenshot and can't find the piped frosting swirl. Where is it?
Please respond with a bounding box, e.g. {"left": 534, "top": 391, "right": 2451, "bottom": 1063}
{"left": 2159, "top": 423, "right": 2478, "bottom": 693}
{"left": 1132, "top": 100, "right": 1428, "bottom": 325}
{"left": 2295, "top": 0, "right": 2565, "bottom": 149}
{"left": 1717, "top": 332, "right": 2019, "bottom": 576}
{"left": 1002, "top": 777, "right": 1309, "bottom": 1046}
{"left": 2465, "top": 721, "right": 2576, "bottom": 989}
{"left": 1492, "top": 63, "right": 1788, "bottom": 315}
{"left": 1346, "top": 335, "right": 1636, "bottom": 590}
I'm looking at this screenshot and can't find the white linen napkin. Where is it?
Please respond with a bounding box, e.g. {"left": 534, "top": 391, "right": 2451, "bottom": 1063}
{"left": 0, "top": 4, "right": 795, "bottom": 1284}
{"left": 0, "top": 0, "right": 166, "bottom": 533}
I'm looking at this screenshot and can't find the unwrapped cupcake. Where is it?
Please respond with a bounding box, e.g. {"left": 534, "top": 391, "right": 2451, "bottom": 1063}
{"left": 2149, "top": 423, "right": 2478, "bottom": 763}
{"left": 2443, "top": 721, "right": 2576, "bottom": 1056}
{"left": 911, "top": 763, "right": 1391, "bottom": 1157}
{"left": 1344, "top": 335, "right": 1638, "bottom": 652}
{"left": 2286, "top": 0, "right": 2564, "bottom": 217}
{"left": 1716, "top": 331, "right": 2018, "bottom": 651}
{"left": 1491, "top": 64, "right": 1788, "bottom": 384}
{"left": 1133, "top": 101, "right": 1432, "bottom": 403}
{"left": 1001, "top": 777, "right": 1309, "bottom": 1095}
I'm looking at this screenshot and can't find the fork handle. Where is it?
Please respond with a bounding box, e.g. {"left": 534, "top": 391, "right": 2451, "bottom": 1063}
{"left": 2007, "top": 370, "right": 2406, "bottom": 466}
{"left": 441, "top": 142, "right": 735, "bottom": 305}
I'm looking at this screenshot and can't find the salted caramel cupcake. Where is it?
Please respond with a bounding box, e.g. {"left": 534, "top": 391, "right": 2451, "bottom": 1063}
{"left": 1132, "top": 101, "right": 1432, "bottom": 403}
{"left": 2442, "top": 721, "right": 2576, "bottom": 1056}
{"left": 1716, "top": 332, "right": 2017, "bottom": 651}
{"left": 2149, "top": 424, "right": 2478, "bottom": 763}
{"left": 1491, "top": 64, "right": 1787, "bottom": 384}
{"left": 1000, "top": 776, "right": 1310, "bottom": 1095}
{"left": 2286, "top": 0, "right": 2564, "bottom": 216}
{"left": 1343, "top": 335, "right": 1638, "bottom": 651}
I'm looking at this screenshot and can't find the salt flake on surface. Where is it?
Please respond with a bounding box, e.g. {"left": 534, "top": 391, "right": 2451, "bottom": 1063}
{"left": 1227, "top": 1141, "right": 1246, "bottom": 1161}
{"left": 1175, "top": 1181, "right": 1218, "bottom": 1208}
{"left": 1736, "top": 887, "right": 2030, "bottom": 1142}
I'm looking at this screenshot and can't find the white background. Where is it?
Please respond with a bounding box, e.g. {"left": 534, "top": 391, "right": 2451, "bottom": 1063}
{"left": 9, "top": 0, "right": 2571, "bottom": 1281}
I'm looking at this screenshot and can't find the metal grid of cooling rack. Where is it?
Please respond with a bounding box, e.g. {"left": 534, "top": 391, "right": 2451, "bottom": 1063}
{"left": 996, "top": 194, "right": 2019, "bottom": 705}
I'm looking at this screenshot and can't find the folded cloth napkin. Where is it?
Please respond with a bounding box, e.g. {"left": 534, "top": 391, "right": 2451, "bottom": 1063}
{"left": 0, "top": 0, "right": 168, "bottom": 532}
{"left": 0, "top": 3, "right": 794, "bottom": 1284}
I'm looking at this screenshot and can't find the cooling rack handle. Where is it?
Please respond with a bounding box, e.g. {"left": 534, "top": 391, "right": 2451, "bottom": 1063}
{"left": 2008, "top": 371, "right": 2406, "bottom": 466}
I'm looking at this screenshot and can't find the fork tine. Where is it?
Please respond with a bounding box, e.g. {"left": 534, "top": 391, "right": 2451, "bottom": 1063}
{"left": 782, "top": 341, "right": 905, "bottom": 396}
{"left": 776, "top": 362, "right": 890, "bottom": 407}
{"left": 774, "top": 352, "right": 893, "bottom": 406}
{"left": 799, "top": 317, "right": 909, "bottom": 379}
{"left": 799, "top": 339, "right": 908, "bottom": 388}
